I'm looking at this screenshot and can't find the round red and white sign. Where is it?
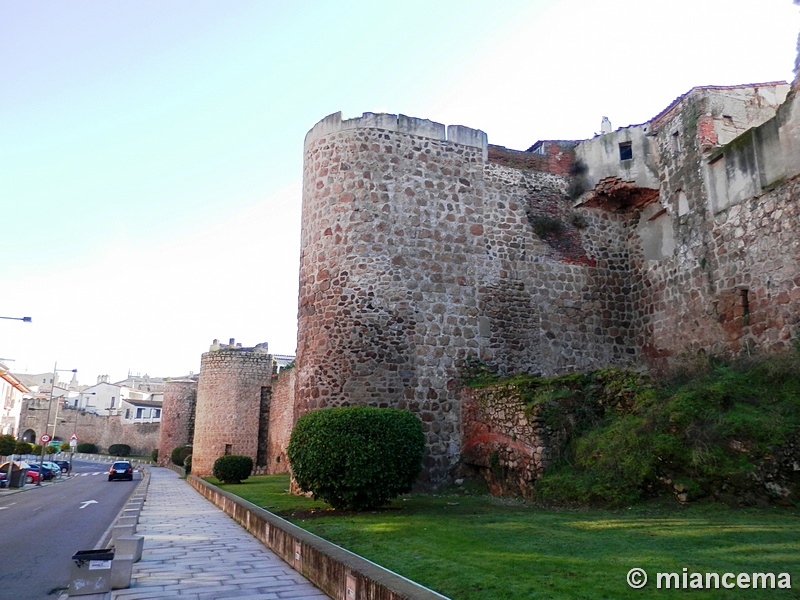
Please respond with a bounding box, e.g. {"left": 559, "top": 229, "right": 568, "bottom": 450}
{"left": 40, "top": 434, "right": 51, "bottom": 443}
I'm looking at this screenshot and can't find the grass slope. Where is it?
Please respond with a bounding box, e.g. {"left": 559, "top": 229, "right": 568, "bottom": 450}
{"left": 210, "top": 474, "right": 800, "bottom": 599}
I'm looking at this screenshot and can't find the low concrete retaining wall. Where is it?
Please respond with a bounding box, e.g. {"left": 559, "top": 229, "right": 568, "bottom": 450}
{"left": 186, "top": 475, "right": 449, "bottom": 600}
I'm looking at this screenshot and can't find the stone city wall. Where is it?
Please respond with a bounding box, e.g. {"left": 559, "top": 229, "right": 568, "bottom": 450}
{"left": 179, "top": 81, "right": 800, "bottom": 488}
{"left": 460, "top": 385, "right": 564, "bottom": 498}
{"left": 19, "top": 401, "right": 160, "bottom": 456}
{"left": 626, "top": 85, "right": 800, "bottom": 372}
{"left": 157, "top": 380, "right": 197, "bottom": 466}
{"left": 298, "top": 113, "right": 490, "bottom": 480}
{"left": 297, "top": 112, "right": 645, "bottom": 482}
{"left": 192, "top": 349, "right": 273, "bottom": 477}
{"left": 266, "top": 367, "right": 295, "bottom": 474}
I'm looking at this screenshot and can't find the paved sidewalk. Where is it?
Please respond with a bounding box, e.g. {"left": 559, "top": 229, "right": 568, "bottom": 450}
{"left": 111, "top": 468, "right": 330, "bottom": 600}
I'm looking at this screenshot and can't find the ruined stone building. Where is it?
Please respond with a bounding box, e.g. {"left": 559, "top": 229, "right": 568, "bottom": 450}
{"left": 173, "top": 69, "right": 800, "bottom": 484}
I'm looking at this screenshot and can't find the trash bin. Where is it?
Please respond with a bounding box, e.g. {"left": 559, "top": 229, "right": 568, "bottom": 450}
{"left": 0, "top": 461, "right": 29, "bottom": 488}
{"left": 9, "top": 469, "right": 26, "bottom": 488}
{"left": 68, "top": 549, "right": 115, "bottom": 596}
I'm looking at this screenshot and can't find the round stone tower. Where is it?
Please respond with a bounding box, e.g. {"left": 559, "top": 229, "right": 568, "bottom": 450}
{"left": 157, "top": 379, "right": 197, "bottom": 467}
{"left": 191, "top": 339, "right": 273, "bottom": 478}
{"left": 297, "top": 112, "right": 489, "bottom": 482}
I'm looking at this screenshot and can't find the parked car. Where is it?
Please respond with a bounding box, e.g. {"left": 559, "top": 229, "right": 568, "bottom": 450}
{"left": 0, "top": 471, "right": 7, "bottom": 488}
{"left": 26, "top": 463, "right": 56, "bottom": 481}
{"left": 53, "top": 460, "right": 71, "bottom": 473}
{"left": 24, "top": 469, "right": 41, "bottom": 484}
{"left": 108, "top": 461, "right": 134, "bottom": 481}
{"left": 41, "top": 461, "right": 63, "bottom": 478}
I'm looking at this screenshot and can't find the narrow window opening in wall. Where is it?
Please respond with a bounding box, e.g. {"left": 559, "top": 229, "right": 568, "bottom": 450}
{"left": 619, "top": 141, "right": 633, "bottom": 160}
{"left": 257, "top": 386, "right": 270, "bottom": 467}
{"left": 741, "top": 289, "right": 750, "bottom": 325}
{"left": 225, "top": 444, "right": 232, "bottom": 455}
{"left": 723, "top": 115, "right": 734, "bottom": 127}
{"left": 672, "top": 131, "right": 680, "bottom": 153}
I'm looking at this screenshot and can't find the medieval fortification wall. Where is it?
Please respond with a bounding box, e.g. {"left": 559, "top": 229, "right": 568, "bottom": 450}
{"left": 295, "top": 80, "right": 800, "bottom": 482}
{"left": 180, "top": 69, "right": 800, "bottom": 488}
{"left": 157, "top": 380, "right": 197, "bottom": 466}
{"left": 191, "top": 340, "right": 273, "bottom": 477}
{"left": 297, "top": 113, "right": 642, "bottom": 479}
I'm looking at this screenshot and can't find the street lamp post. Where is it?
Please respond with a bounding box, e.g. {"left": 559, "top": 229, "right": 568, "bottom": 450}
{"left": 37, "top": 363, "right": 76, "bottom": 486}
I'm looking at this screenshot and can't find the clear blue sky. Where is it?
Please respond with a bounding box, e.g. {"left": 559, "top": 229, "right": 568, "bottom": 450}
{"left": 1, "top": 0, "right": 797, "bottom": 385}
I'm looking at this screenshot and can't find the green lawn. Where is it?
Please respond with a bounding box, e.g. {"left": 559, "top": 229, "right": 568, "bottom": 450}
{"left": 208, "top": 474, "right": 800, "bottom": 599}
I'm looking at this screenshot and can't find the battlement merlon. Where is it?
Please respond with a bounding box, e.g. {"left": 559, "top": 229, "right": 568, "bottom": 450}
{"left": 209, "top": 338, "right": 270, "bottom": 354}
{"left": 305, "top": 112, "right": 489, "bottom": 161}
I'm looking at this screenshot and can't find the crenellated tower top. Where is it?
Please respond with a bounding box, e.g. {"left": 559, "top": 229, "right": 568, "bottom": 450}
{"left": 305, "top": 111, "right": 488, "bottom": 162}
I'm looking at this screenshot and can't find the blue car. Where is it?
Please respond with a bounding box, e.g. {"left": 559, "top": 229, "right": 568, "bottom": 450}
{"left": 26, "top": 463, "right": 57, "bottom": 481}
{"left": 53, "top": 460, "right": 71, "bottom": 473}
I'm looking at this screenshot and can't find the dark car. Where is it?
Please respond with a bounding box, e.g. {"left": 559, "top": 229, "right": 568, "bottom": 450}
{"left": 0, "top": 471, "right": 7, "bottom": 488}
{"left": 53, "top": 460, "right": 71, "bottom": 474}
{"left": 26, "top": 463, "right": 57, "bottom": 481}
{"left": 108, "top": 461, "right": 134, "bottom": 481}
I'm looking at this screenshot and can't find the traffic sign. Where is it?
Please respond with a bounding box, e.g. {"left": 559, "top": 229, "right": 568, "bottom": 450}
{"left": 69, "top": 433, "right": 78, "bottom": 441}
{"left": 40, "top": 434, "right": 51, "bottom": 443}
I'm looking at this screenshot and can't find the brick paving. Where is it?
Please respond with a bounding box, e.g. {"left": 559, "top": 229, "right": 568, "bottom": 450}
{"left": 111, "top": 468, "right": 329, "bottom": 600}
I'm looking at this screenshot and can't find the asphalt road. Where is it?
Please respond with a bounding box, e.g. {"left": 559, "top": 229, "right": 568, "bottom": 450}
{"left": 0, "top": 457, "right": 141, "bottom": 600}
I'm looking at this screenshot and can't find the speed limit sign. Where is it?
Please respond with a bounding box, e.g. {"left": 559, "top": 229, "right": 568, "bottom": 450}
{"left": 40, "top": 434, "right": 51, "bottom": 443}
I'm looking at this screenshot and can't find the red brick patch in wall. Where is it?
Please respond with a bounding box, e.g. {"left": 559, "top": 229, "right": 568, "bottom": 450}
{"left": 580, "top": 177, "right": 659, "bottom": 212}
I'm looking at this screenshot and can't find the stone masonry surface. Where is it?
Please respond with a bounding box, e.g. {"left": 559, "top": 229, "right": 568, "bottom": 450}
{"left": 157, "top": 380, "right": 197, "bottom": 467}
{"left": 265, "top": 368, "right": 294, "bottom": 474}
{"left": 192, "top": 348, "right": 273, "bottom": 478}
{"left": 293, "top": 85, "right": 800, "bottom": 483}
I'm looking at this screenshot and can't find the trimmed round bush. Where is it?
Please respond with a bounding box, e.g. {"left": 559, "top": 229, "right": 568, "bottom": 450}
{"left": 288, "top": 406, "right": 425, "bottom": 510}
{"left": 171, "top": 445, "right": 192, "bottom": 467}
{"left": 108, "top": 444, "right": 131, "bottom": 457}
{"left": 212, "top": 455, "right": 252, "bottom": 484}
{"left": 183, "top": 454, "right": 192, "bottom": 475}
{"left": 76, "top": 442, "right": 98, "bottom": 454}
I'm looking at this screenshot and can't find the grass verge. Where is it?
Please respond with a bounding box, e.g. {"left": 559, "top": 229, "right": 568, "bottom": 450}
{"left": 208, "top": 474, "right": 800, "bottom": 599}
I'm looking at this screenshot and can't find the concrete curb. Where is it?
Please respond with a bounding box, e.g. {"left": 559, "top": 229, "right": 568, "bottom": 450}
{"left": 46, "top": 463, "right": 148, "bottom": 600}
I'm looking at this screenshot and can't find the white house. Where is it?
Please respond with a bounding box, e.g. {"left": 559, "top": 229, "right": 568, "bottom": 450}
{"left": 0, "top": 363, "right": 30, "bottom": 437}
{"left": 73, "top": 381, "right": 150, "bottom": 416}
{"left": 120, "top": 398, "right": 163, "bottom": 424}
